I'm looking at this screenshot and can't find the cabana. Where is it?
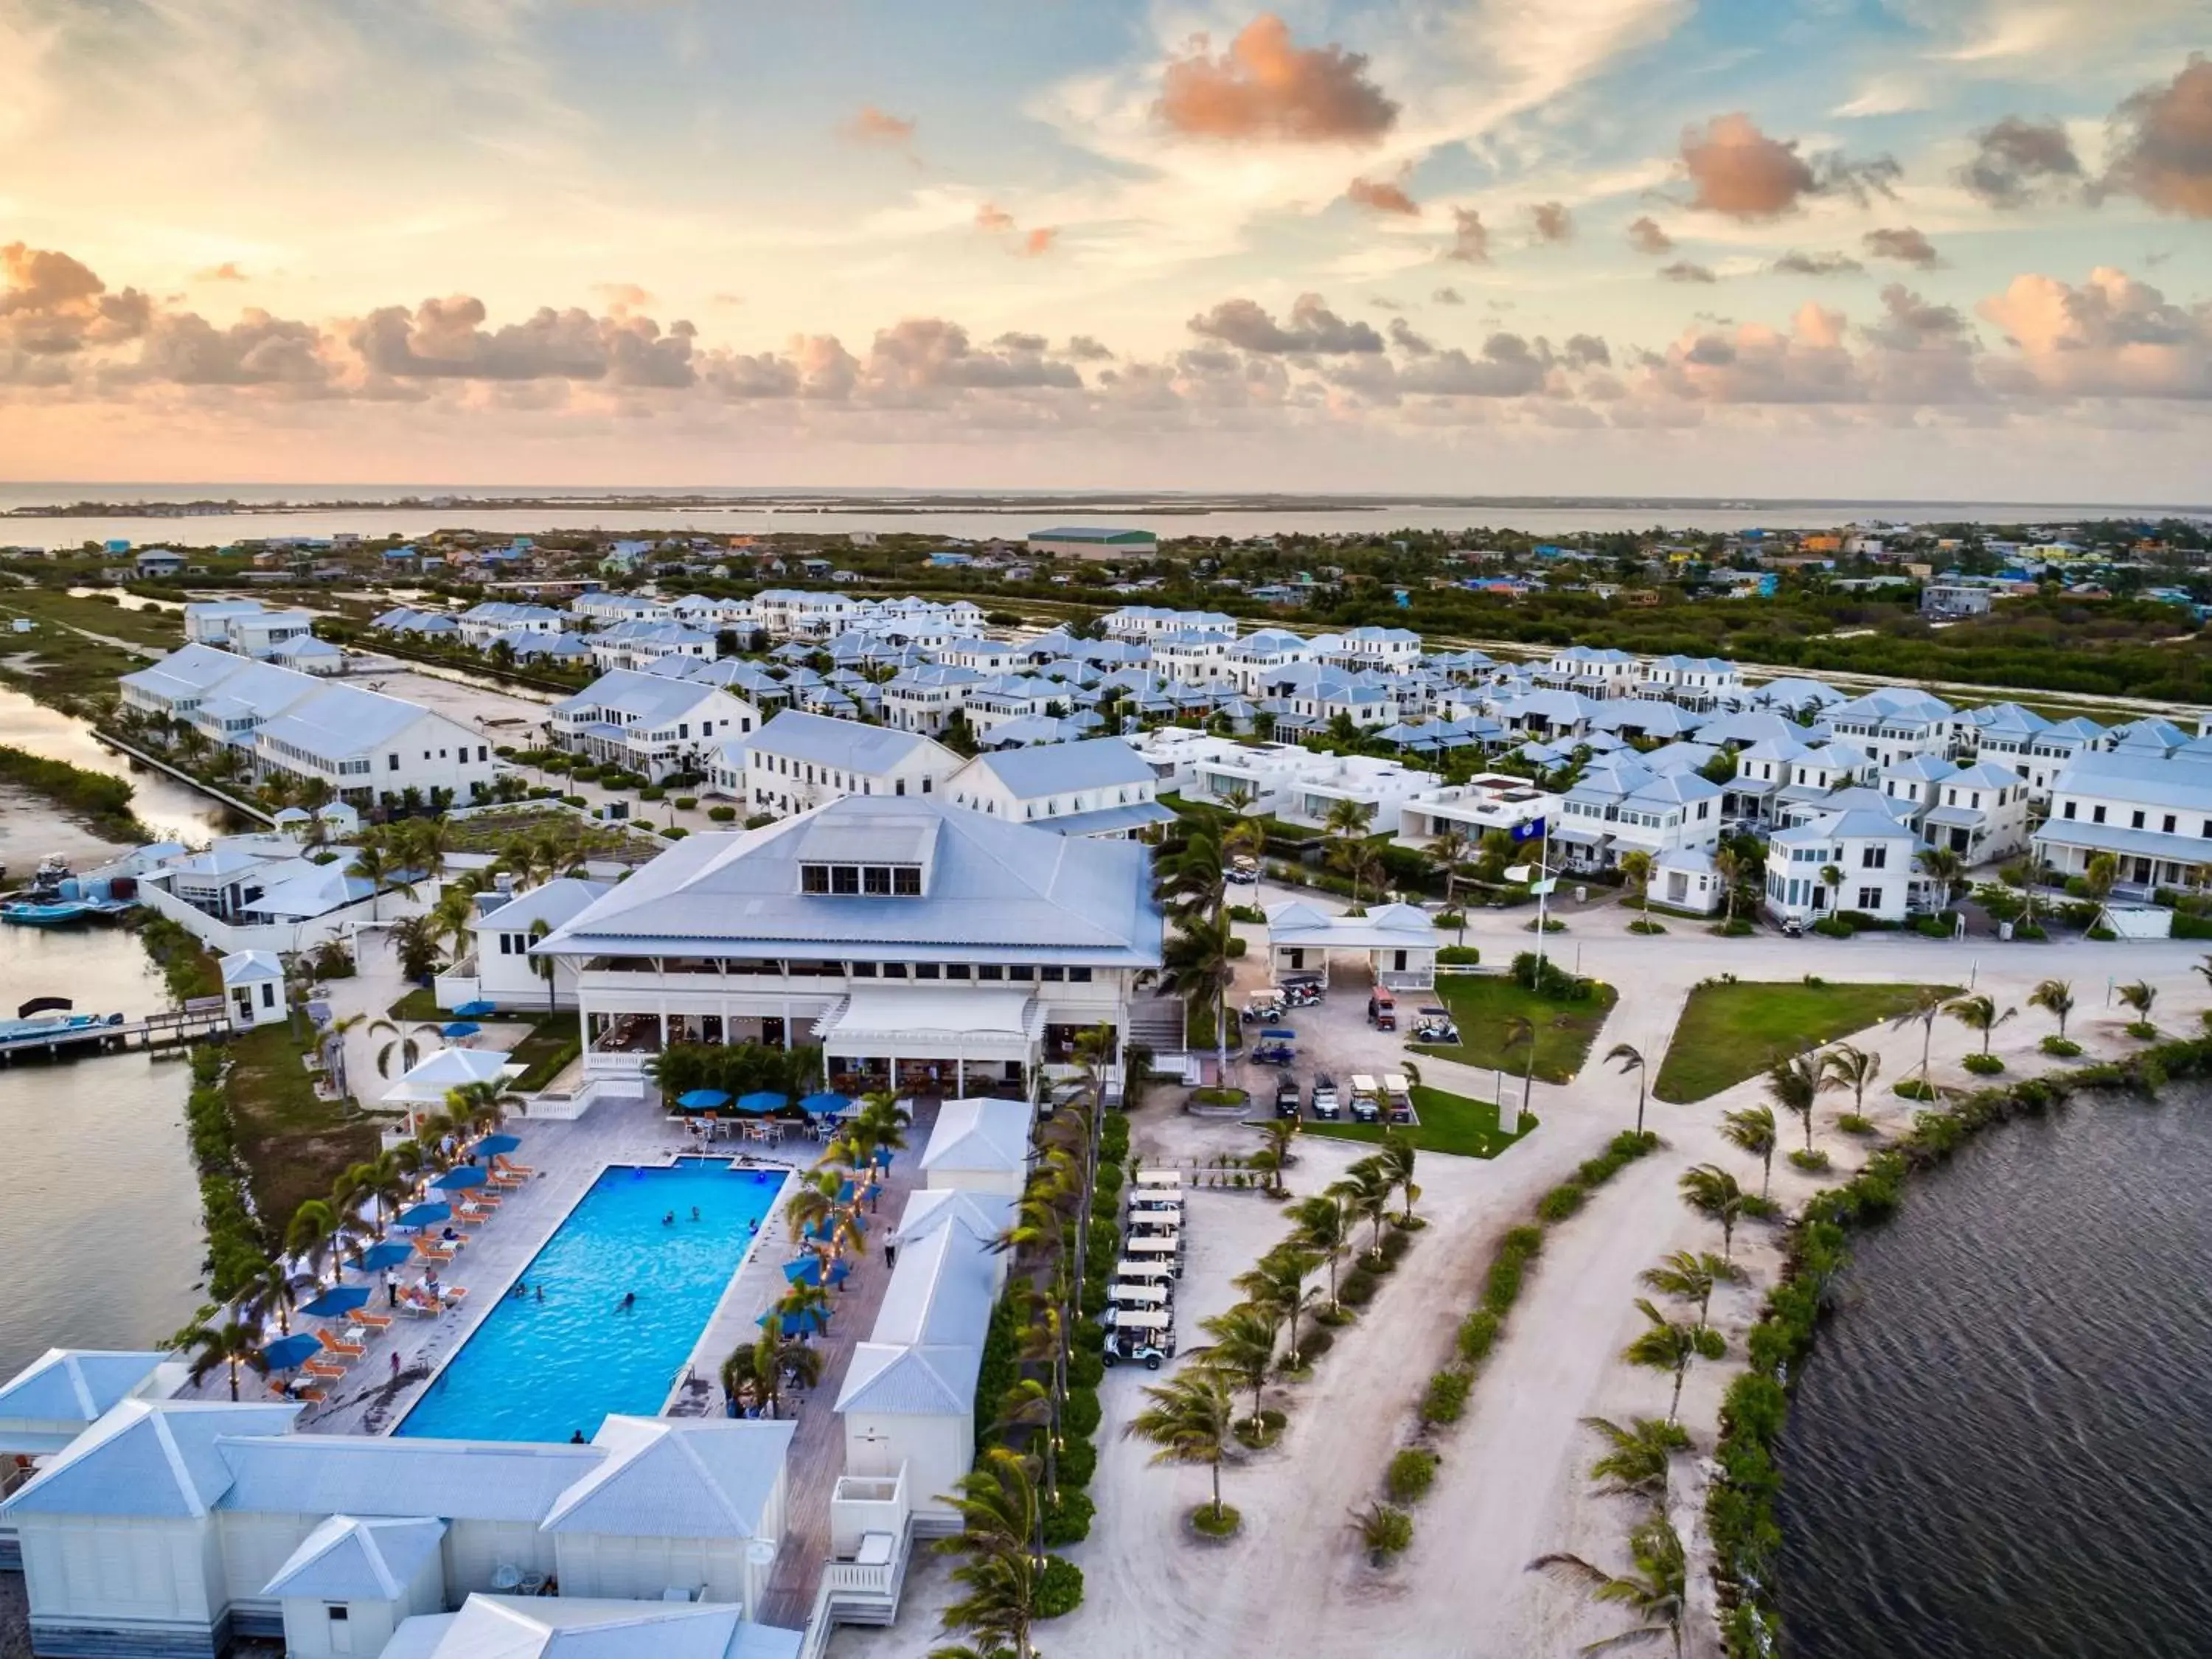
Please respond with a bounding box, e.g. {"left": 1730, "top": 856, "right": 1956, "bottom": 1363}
{"left": 380, "top": 1049, "right": 525, "bottom": 1135}
{"left": 1262, "top": 900, "right": 1438, "bottom": 992}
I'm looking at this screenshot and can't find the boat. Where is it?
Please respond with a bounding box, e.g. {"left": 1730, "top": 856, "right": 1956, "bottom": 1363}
{"left": 1, "top": 899, "right": 98, "bottom": 927}
{"left": 0, "top": 1009, "right": 122, "bottom": 1042}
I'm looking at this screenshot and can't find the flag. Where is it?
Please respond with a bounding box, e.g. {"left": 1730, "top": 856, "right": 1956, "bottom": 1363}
{"left": 1511, "top": 817, "right": 1546, "bottom": 843}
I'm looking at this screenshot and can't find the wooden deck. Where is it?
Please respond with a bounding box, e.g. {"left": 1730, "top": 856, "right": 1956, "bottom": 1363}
{"left": 754, "top": 1098, "right": 941, "bottom": 1631}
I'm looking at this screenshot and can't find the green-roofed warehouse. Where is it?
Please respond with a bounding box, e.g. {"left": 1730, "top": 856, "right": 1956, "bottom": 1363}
{"left": 1027, "top": 526, "right": 1160, "bottom": 560}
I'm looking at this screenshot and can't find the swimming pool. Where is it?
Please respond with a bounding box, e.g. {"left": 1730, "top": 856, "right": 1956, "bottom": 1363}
{"left": 396, "top": 1159, "right": 785, "bottom": 1444}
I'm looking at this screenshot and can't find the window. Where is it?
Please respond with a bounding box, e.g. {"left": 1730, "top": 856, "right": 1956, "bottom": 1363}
{"left": 851, "top": 961, "right": 877, "bottom": 977}
{"left": 1857, "top": 886, "right": 1882, "bottom": 911}
{"left": 863, "top": 866, "right": 891, "bottom": 896}
{"left": 922, "top": 777, "right": 933, "bottom": 793}
{"left": 801, "top": 864, "right": 830, "bottom": 894}
{"left": 914, "top": 963, "right": 941, "bottom": 980}
{"left": 830, "top": 867, "right": 860, "bottom": 894}
{"left": 895, "top": 779, "right": 905, "bottom": 796}
{"left": 2093, "top": 805, "right": 2107, "bottom": 824}
{"left": 978, "top": 964, "right": 1004, "bottom": 981}
{"left": 1068, "top": 966, "right": 1092, "bottom": 984}
{"left": 1862, "top": 846, "right": 1888, "bottom": 869}
{"left": 1008, "top": 965, "right": 1035, "bottom": 981}
{"left": 2132, "top": 810, "right": 2146, "bottom": 830}
{"left": 388, "top": 754, "right": 400, "bottom": 771}
{"left": 945, "top": 963, "right": 971, "bottom": 980}
{"left": 1040, "top": 965, "right": 1065, "bottom": 982}
{"left": 893, "top": 867, "right": 921, "bottom": 896}
{"left": 880, "top": 962, "right": 908, "bottom": 978}
{"left": 2063, "top": 801, "right": 2076, "bottom": 819}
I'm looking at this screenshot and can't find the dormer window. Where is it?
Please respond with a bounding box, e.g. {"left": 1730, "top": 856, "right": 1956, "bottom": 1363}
{"left": 801, "top": 861, "right": 922, "bottom": 897}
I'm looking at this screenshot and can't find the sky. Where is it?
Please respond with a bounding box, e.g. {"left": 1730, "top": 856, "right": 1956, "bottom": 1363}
{"left": 0, "top": 0, "right": 2208, "bottom": 501}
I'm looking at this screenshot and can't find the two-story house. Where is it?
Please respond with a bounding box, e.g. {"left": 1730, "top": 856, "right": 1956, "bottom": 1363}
{"left": 730, "top": 710, "right": 961, "bottom": 817}
{"left": 549, "top": 669, "right": 759, "bottom": 780}
{"left": 2033, "top": 751, "right": 2212, "bottom": 893}
{"left": 945, "top": 738, "right": 1176, "bottom": 838}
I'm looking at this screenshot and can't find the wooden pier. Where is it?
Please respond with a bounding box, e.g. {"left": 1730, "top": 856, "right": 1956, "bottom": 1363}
{"left": 0, "top": 1000, "right": 232, "bottom": 1063}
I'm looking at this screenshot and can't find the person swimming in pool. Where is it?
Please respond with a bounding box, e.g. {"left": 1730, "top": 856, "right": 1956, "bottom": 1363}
{"left": 690, "top": 1206, "right": 700, "bottom": 1222}
{"left": 748, "top": 1217, "right": 759, "bottom": 1235}
{"left": 662, "top": 1211, "right": 674, "bottom": 1226}
{"left": 618, "top": 1291, "right": 636, "bottom": 1312}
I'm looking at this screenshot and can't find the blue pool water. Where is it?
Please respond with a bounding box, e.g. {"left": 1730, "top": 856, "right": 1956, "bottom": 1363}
{"left": 397, "top": 1160, "right": 785, "bottom": 1443}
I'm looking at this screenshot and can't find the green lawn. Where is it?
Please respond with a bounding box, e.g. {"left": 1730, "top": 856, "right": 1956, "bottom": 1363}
{"left": 1304, "top": 1086, "right": 1540, "bottom": 1159}
{"left": 228, "top": 1025, "right": 378, "bottom": 1228}
{"left": 1409, "top": 975, "right": 1618, "bottom": 1083}
{"left": 1652, "top": 980, "right": 1958, "bottom": 1103}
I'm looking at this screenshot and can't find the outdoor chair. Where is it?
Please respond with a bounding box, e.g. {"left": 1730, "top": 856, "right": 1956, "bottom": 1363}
{"left": 316, "top": 1329, "right": 366, "bottom": 1359}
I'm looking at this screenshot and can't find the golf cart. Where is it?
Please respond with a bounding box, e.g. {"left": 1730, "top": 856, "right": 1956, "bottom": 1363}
{"left": 1103, "top": 1307, "right": 1177, "bottom": 1370}
{"left": 1251, "top": 1029, "right": 1297, "bottom": 1066}
{"left": 1348, "top": 1075, "right": 1382, "bottom": 1123}
{"left": 1779, "top": 914, "right": 1804, "bottom": 938}
{"left": 1226, "top": 855, "right": 1259, "bottom": 886}
{"left": 1280, "top": 974, "right": 1324, "bottom": 1008}
{"left": 1242, "top": 989, "right": 1288, "bottom": 1026}
{"left": 1411, "top": 1005, "right": 1461, "bottom": 1044}
{"left": 1367, "top": 988, "right": 1397, "bottom": 1032}
{"left": 1109, "top": 1279, "right": 1172, "bottom": 1312}
{"left": 1384, "top": 1073, "right": 1415, "bottom": 1124}
{"left": 1274, "top": 1075, "right": 1303, "bottom": 1118}
{"left": 1310, "top": 1073, "right": 1341, "bottom": 1121}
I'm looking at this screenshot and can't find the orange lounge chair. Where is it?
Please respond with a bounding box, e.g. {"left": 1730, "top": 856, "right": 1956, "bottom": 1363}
{"left": 316, "top": 1329, "right": 366, "bottom": 1359}
{"left": 467, "top": 1191, "right": 504, "bottom": 1208}
{"left": 291, "top": 1385, "right": 326, "bottom": 1403}
{"left": 494, "top": 1157, "right": 535, "bottom": 1178}
{"left": 302, "top": 1360, "right": 347, "bottom": 1380}
{"left": 351, "top": 1310, "right": 393, "bottom": 1330}
{"left": 415, "top": 1241, "right": 454, "bottom": 1264}
{"left": 487, "top": 1172, "right": 525, "bottom": 1190}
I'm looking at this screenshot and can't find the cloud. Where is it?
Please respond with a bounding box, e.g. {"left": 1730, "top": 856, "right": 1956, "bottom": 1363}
{"left": 0, "top": 241, "right": 151, "bottom": 365}
{"left": 1562, "top": 334, "right": 1612, "bottom": 369}
{"left": 2104, "top": 55, "right": 2212, "bottom": 218}
{"left": 1433, "top": 287, "right": 1465, "bottom": 305}
{"left": 1956, "top": 116, "right": 2083, "bottom": 208}
{"left": 1397, "top": 333, "right": 1551, "bottom": 397}
{"left": 993, "top": 332, "right": 1049, "bottom": 353}
{"left": 841, "top": 105, "right": 915, "bottom": 146}
{"left": 1863, "top": 227, "right": 1942, "bottom": 268}
{"left": 1679, "top": 113, "right": 1900, "bottom": 219}
{"left": 1528, "top": 201, "right": 1573, "bottom": 243}
{"left": 1155, "top": 15, "right": 1398, "bottom": 144}
{"left": 1660, "top": 260, "right": 1718, "bottom": 284}
{"left": 132, "top": 309, "right": 330, "bottom": 388}
{"left": 193, "top": 262, "right": 249, "bottom": 283}
{"left": 975, "top": 203, "right": 1016, "bottom": 233}
{"left": 350, "top": 296, "right": 700, "bottom": 388}
{"left": 860, "top": 319, "right": 1083, "bottom": 399}
{"left": 592, "top": 282, "right": 654, "bottom": 310}
{"left": 1346, "top": 175, "right": 1420, "bottom": 215}
{"left": 1627, "top": 215, "right": 1674, "bottom": 255}
{"left": 1977, "top": 265, "right": 2212, "bottom": 397}
{"left": 1772, "top": 251, "right": 1864, "bottom": 277}
{"left": 1387, "top": 316, "right": 1434, "bottom": 356}
{"left": 1022, "top": 227, "right": 1057, "bottom": 257}
{"left": 1063, "top": 335, "right": 1114, "bottom": 361}
{"left": 1445, "top": 208, "right": 1490, "bottom": 264}
{"left": 1189, "top": 293, "right": 1385, "bottom": 355}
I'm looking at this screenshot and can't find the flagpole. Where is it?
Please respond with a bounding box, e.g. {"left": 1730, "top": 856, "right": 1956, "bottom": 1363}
{"left": 1534, "top": 818, "right": 1551, "bottom": 982}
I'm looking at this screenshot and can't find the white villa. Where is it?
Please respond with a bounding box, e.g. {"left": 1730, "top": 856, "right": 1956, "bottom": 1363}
{"left": 724, "top": 712, "right": 961, "bottom": 819}
{"left": 549, "top": 671, "right": 759, "bottom": 782}
{"left": 532, "top": 796, "right": 1163, "bottom": 1102}
{"left": 2033, "top": 750, "right": 2212, "bottom": 894}
{"left": 434, "top": 878, "right": 613, "bottom": 1012}
{"left": 1764, "top": 807, "right": 1924, "bottom": 923}
{"left": 1262, "top": 901, "right": 1437, "bottom": 992}
{"left": 944, "top": 739, "right": 1175, "bottom": 838}
{"left": 1397, "top": 776, "right": 1559, "bottom": 846}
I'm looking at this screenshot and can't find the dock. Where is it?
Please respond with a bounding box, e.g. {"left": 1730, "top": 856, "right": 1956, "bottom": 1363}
{"left": 0, "top": 1002, "right": 232, "bottom": 1062}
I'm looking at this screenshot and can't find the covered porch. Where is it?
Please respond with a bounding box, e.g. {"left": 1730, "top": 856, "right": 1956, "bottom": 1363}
{"left": 812, "top": 986, "right": 1049, "bottom": 1101}
{"left": 1262, "top": 900, "right": 1438, "bottom": 992}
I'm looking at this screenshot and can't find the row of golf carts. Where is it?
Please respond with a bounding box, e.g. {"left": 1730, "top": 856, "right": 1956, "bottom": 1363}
{"left": 1271, "top": 1071, "right": 1417, "bottom": 1124}
{"left": 1103, "top": 1170, "right": 1184, "bottom": 1370}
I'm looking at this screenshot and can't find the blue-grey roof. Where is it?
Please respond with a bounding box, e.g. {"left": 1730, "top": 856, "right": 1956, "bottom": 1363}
{"left": 747, "top": 709, "right": 947, "bottom": 773}
{"left": 1040, "top": 800, "right": 1180, "bottom": 837}
{"left": 539, "top": 796, "right": 1163, "bottom": 967}
{"left": 216, "top": 1433, "right": 605, "bottom": 1523}
{"left": 0, "top": 1350, "right": 168, "bottom": 1427}
{"left": 964, "top": 737, "right": 1155, "bottom": 798}
{"left": 2053, "top": 751, "right": 2212, "bottom": 810}
{"left": 262, "top": 1515, "right": 449, "bottom": 1600}
{"left": 2034, "top": 818, "right": 2212, "bottom": 863}
{"left": 3, "top": 1401, "right": 299, "bottom": 1519}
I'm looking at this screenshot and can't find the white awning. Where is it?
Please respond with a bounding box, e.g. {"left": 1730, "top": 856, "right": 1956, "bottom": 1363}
{"left": 813, "top": 987, "right": 1045, "bottom": 1061}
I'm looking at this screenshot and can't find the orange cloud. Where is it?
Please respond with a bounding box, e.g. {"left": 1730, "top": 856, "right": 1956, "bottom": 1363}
{"left": 975, "top": 203, "right": 1015, "bottom": 232}
{"left": 1346, "top": 175, "right": 1419, "bottom": 215}
{"left": 1445, "top": 208, "right": 1489, "bottom": 264}
{"left": 593, "top": 282, "right": 655, "bottom": 310}
{"left": 192, "top": 262, "right": 249, "bottom": 283}
{"left": 1528, "top": 201, "right": 1573, "bottom": 243}
{"left": 1863, "top": 227, "right": 1940, "bottom": 269}
{"left": 1680, "top": 114, "right": 1899, "bottom": 220}
{"left": 2106, "top": 55, "right": 2212, "bottom": 219}
{"left": 1156, "top": 15, "right": 1398, "bottom": 144}
{"left": 1627, "top": 216, "right": 1674, "bottom": 255}
{"left": 841, "top": 105, "right": 915, "bottom": 146}
{"left": 1023, "top": 228, "right": 1057, "bottom": 258}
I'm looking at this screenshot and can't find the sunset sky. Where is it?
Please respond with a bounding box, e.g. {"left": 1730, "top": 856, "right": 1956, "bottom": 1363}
{"left": 1, "top": 1, "right": 2208, "bottom": 498}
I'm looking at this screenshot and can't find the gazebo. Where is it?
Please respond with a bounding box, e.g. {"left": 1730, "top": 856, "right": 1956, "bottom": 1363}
{"left": 1262, "top": 900, "right": 1438, "bottom": 992}
{"left": 380, "top": 1048, "right": 525, "bottom": 1134}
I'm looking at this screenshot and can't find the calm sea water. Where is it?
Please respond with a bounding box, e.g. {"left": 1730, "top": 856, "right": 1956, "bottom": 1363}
{"left": 1778, "top": 1089, "right": 2212, "bottom": 1657}
{"left": 0, "top": 686, "right": 234, "bottom": 846}
{"left": 397, "top": 1160, "right": 784, "bottom": 1443}
{"left": 0, "top": 925, "right": 205, "bottom": 1377}
{"left": 1, "top": 483, "right": 2202, "bottom": 550}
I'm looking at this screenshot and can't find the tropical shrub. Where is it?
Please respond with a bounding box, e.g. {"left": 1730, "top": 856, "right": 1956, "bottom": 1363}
{"left": 1063, "top": 1386, "right": 1102, "bottom": 1439}
{"left": 1043, "top": 1489, "right": 1096, "bottom": 1547}
{"left": 1892, "top": 1078, "right": 1936, "bottom": 1101}
{"left": 1836, "top": 1113, "right": 1877, "bottom": 1135}
{"left": 1386, "top": 1449, "right": 1440, "bottom": 1505}
{"left": 1963, "top": 1052, "right": 2006, "bottom": 1075}
{"left": 1788, "top": 1149, "right": 1832, "bottom": 1172}
{"left": 1035, "top": 1556, "right": 1085, "bottom": 1618}
{"left": 1437, "top": 945, "right": 1482, "bottom": 965}
{"left": 1457, "top": 1309, "right": 1503, "bottom": 1366}
{"left": 1419, "top": 1368, "right": 1472, "bottom": 1425}
{"left": 2040, "top": 1035, "right": 2083, "bottom": 1057}
{"left": 1536, "top": 1182, "right": 1587, "bottom": 1222}
{"left": 708, "top": 805, "right": 737, "bottom": 822}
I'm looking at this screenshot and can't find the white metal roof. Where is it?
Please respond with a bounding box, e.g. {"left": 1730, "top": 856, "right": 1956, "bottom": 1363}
{"left": 262, "top": 1514, "right": 448, "bottom": 1601}
{"left": 540, "top": 1417, "right": 794, "bottom": 1539}
{"left": 0, "top": 1349, "right": 170, "bottom": 1435}
{"left": 917, "top": 1096, "right": 1034, "bottom": 1175}
{"left": 381, "top": 1048, "right": 526, "bottom": 1106}
{"left": 1, "top": 1399, "right": 299, "bottom": 1520}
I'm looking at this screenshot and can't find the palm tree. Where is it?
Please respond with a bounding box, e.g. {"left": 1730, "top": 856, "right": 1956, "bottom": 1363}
{"left": 1677, "top": 1165, "right": 1747, "bottom": 1263}
{"left": 349, "top": 841, "right": 400, "bottom": 922}
{"left": 1237, "top": 1248, "right": 1321, "bottom": 1368}
{"left": 1124, "top": 1366, "right": 1237, "bottom": 1528}
{"left": 1153, "top": 831, "right": 1226, "bottom": 922}
{"left": 1714, "top": 844, "right": 1746, "bottom": 927}
{"left": 2029, "top": 978, "right": 2076, "bottom": 1039}
{"left": 1321, "top": 796, "right": 1375, "bottom": 847}
{"left": 1580, "top": 1414, "right": 1691, "bottom": 1503}
{"left": 237, "top": 1257, "right": 297, "bottom": 1336}
{"left": 1330, "top": 1158, "right": 1395, "bottom": 1265}
{"left": 1604, "top": 1041, "right": 1651, "bottom": 1135}
{"left": 1198, "top": 1304, "right": 1279, "bottom": 1433}
{"left": 1157, "top": 911, "right": 1237, "bottom": 1084}
{"left": 1529, "top": 1514, "right": 1688, "bottom": 1658}
{"left": 782, "top": 1168, "right": 843, "bottom": 1248}
{"left": 1619, "top": 849, "right": 1655, "bottom": 928}
{"left": 285, "top": 1199, "right": 347, "bottom": 1288}
{"left": 1290, "top": 1192, "right": 1351, "bottom": 1311}
{"left": 2082, "top": 850, "right": 2118, "bottom": 904}
{"left": 1376, "top": 1131, "right": 1419, "bottom": 1224}
{"left": 1916, "top": 845, "right": 1964, "bottom": 907}
{"left": 931, "top": 1449, "right": 1043, "bottom": 1659}
{"left": 2196, "top": 954, "right": 2212, "bottom": 998}
{"left": 369, "top": 1018, "right": 440, "bottom": 1080}
{"left": 2118, "top": 980, "right": 2158, "bottom": 1030}
{"left": 1430, "top": 827, "right": 1473, "bottom": 931}
{"left": 723, "top": 1329, "right": 824, "bottom": 1418}
{"left": 1819, "top": 1042, "right": 1880, "bottom": 1123}
{"left": 1944, "top": 993, "right": 2017, "bottom": 1055}
{"left": 1638, "top": 1250, "right": 1738, "bottom": 1332}
{"left": 1818, "top": 863, "right": 1843, "bottom": 913}
{"left": 187, "top": 1321, "right": 268, "bottom": 1402}
{"left": 1502, "top": 1013, "right": 1537, "bottom": 1135}
{"left": 1767, "top": 1048, "right": 1823, "bottom": 1153}
{"left": 1889, "top": 987, "right": 1947, "bottom": 1086}
{"left": 1337, "top": 843, "right": 1387, "bottom": 911}
{"left": 1623, "top": 1298, "right": 1725, "bottom": 1425}
{"left": 1719, "top": 1105, "right": 1778, "bottom": 1199}
{"left": 1254, "top": 1116, "right": 1299, "bottom": 1195}
{"left": 526, "top": 917, "right": 558, "bottom": 1011}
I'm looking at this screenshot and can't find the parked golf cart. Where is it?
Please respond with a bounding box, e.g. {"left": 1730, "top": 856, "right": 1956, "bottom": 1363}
{"left": 1251, "top": 1029, "right": 1297, "bottom": 1066}
{"left": 1103, "top": 1307, "right": 1177, "bottom": 1369}
{"left": 1279, "top": 974, "right": 1324, "bottom": 1007}
{"left": 1367, "top": 988, "right": 1397, "bottom": 1032}
{"left": 1274, "top": 1076, "right": 1302, "bottom": 1119}
{"left": 1384, "top": 1072, "right": 1415, "bottom": 1124}
{"left": 1347, "top": 1075, "right": 1382, "bottom": 1123}
{"left": 1225, "top": 855, "right": 1259, "bottom": 886}
{"left": 1242, "top": 989, "right": 1288, "bottom": 1025}
{"left": 1411, "top": 1005, "right": 1461, "bottom": 1044}
{"left": 1310, "top": 1072, "right": 1341, "bottom": 1120}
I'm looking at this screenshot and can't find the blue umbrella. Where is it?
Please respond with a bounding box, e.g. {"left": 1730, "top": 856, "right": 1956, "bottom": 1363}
{"left": 476, "top": 1133, "right": 521, "bottom": 1156}
{"left": 755, "top": 1306, "right": 830, "bottom": 1338}
{"left": 783, "top": 1257, "right": 824, "bottom": 1286}
{"left": 300, "top": 1286, "right": 371, "bottom": 1319}
{"left": 397, "top": 1202, "right": 451, "bottom": 1229}
{"left": 440, "top": 1021, "right": 481, "bottom": 1039}
{"left": 357, "top": 1241, "right": 415, "bottom": 1271}
{"left": 835, "top": 1180, "right": 858, "bottom": 1206}
{"left": 1260, "top": 1028, "right": 1297, "bottom": 1040}
{"left": 260, "top": 1333, "right": 324, "bottom": 1372}
{"left": 678, "top": 1089, "right": 731, "bottom": 1111}
{"left": 872, "top": 1147, "right": 893, "bottom": 1173}
{"left": 844, "top": 1211, "right": 868, "bottom": 1237}
{"left": 453, "top": 1000, "right": 497, "bottom": 1018}
{"left": 734, "top": 1091, "right": 788, "bottom": 1115}
{"left": 799, "top": 1093, "right": 849, "bottom": 1116}
{"left": 432, "top": 1167, "right": 487, "bottom": 1191}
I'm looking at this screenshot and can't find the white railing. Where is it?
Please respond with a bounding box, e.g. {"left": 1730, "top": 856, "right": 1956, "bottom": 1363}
{"left": 1379, "top": 968, "right": 1437, "bottom": 991}
{"left": 829, "top": 1467, "right": 908, "bottom": 1557}
{"left": 583, "top": 1051, "right": 650, "bottom": 1083}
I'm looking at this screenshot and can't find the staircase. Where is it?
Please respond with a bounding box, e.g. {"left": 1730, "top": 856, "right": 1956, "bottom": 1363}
{"left": 1124, "top": 994, "right": 1187, "bottom": 1053}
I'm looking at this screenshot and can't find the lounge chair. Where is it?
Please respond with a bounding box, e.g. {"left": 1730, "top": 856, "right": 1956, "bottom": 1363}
{"left": 301, "top": 1359, "right": 347, "bottom": 1379}
{"left": 487, "top": 1171, "right": 526, "bottom": 1190}
{"left": 494, "top": 1155, "right": 535, "bottom": 1178}
{"left": 466, "top": 1190, "right": 503, "bottom": 1208}
{"left": 351, "top": 1310, "right": 393, "bottom": 1331}
{"left": 416, "top": 1243, "right": 454, "bottom": 1265}
{"left": 317, "top": 1329, "right": 366, "bottom": 1359}
{"left": 291, "top": 1385, "right": 326, "bottom": 1403}
{"left": 440, "top": 1285, "right": 469, "bottom": 1303}
{"left": 400, "top": 1294, "right": 440, "bottom": 1318}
